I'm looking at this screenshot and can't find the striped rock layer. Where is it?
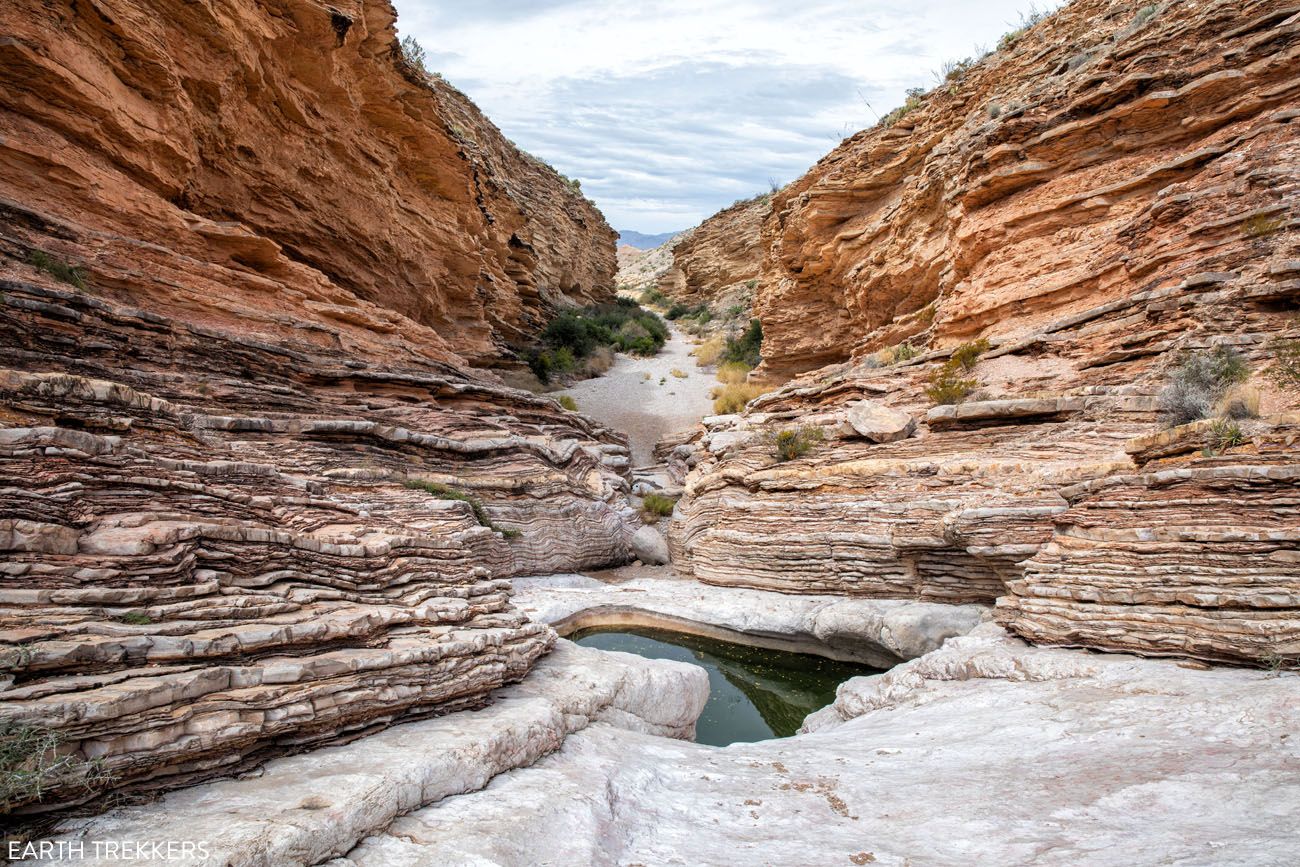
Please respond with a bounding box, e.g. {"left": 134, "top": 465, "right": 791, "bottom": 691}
{"left": 0, "top": 0, "right": 632, "bottom": 817}
{"left": 671, "top": 0, "right": 1300, "bottom": 667}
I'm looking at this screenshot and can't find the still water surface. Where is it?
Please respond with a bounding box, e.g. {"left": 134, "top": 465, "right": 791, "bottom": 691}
{"left": 571, "top": 626, "right": 880, "bottom": 746}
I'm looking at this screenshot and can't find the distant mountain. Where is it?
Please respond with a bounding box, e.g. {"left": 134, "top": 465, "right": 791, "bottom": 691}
{"left": 616, "top": 229, "right": 682, "bottom": 250}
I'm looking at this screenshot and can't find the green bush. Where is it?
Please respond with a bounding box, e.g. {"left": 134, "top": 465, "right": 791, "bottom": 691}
{"left": 949, "top": 338, "right": 990, "bottom": 371}
{"left": 27, "top": 250, "right": 86, "bottom": 289}
{"left": 641, "top": 493, "right": 678, "bottom": 518}
{"left": 1159, "top": 346, "right": 1251, "bottom": 427}
{"left": 403, "top": 479, "right": 520, "bottom": 538}
{"left": 556, "top": 395, "right": 578, "bottom": 412}
{"left": 771, "top": 426, "right": 824, "bottom": 462}
{"left": 722, "top": 318, "right": 763, "bottom": 368}
{"left": 118, "top": 612, "right": 152, "bottom": 625}
{"left": 528, "top": 301, "right": 667, "bottom": 381}
{"left": 925, "top": 365, "right": 978, "bottom": 405}
{"left": 1, "top": 720, "right": 113, "bottom": 812}
{"left": 880, "top": 88, "right": 926, "bottom": 127}
{"left": 639, "top": 287, "right": 668, "bottom": 307}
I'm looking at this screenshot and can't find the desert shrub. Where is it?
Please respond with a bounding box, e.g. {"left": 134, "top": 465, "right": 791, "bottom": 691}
{"left": 1, "top": 721, "right": 113, "bottom": 812}
{"left": 1207, "top": 418, "right": 1246, "bottom": 453}
{"left": 403, "top": 479, "right": 519, "bottom": 538}
{"left": 530, "top": 302, "right": 667, "bottom": 381}
{"left": 557, "top": 395, "right": 578, "bottom": 411}
{"left": 641, "top": 493, "right": 678, "bottom": 518}
{"left": 721, "top": 318, "right": 763, "bottom": 368}
{"left": 1133, "top": 4, "right": 1160, "bottom": 25}
{"left": 726, "top": 303, "right": 747, "bottom": 319}
{"left": 949, "top": 338, "right": 990, "bottom": 371}
{"left": 639, "top": 287, "right": 668, "bottom": 307}
{"left": 744, "top": 280, "right": 758, "bottom": 291}
{"left": 878, "top": 342, "right": 918, "bottom": 366}
{"left": 937, "top": 56, "right": 976, "bottom": 85}
{"left": 880, "top": 87, "right": 926, "bottom": 128}
{"left": 27, "top": 250, "right": 86, "bottom": 289}
{"left": 399, "top": 34, "right": 428, "bottom": 74}
{"left": 1269, "top": 337, "right": 1300, "bottom": 389}
{"left": 716, "top": 361, "right": 751, "bottom": 385}
{"left": 925, "top": 365, "right": 978, "bottom": 405}
{"left": 693, "top": 335, "right": 726, "bottom": 366}
{"left": 670, "top": 368, "right": 688, "bottom": 379}
{"left": 117, "top": 612, "right": 152, "bottom": 625}
{"left": 712, "top": 383, "right": 767, "bottom": 415}
{"left": 998, "top": 4, "right": 1048, "bottom": 50}
{"left": 666, "top": 302, "right": 709, "bottom": 321}
{"left": 1159, "top": 346, "right": 1251, "bottom": 427}
{"left": 771, "top": 426, "right": 824, "bottom": 462}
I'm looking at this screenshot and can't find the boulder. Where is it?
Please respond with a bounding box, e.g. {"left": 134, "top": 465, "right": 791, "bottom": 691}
{"left": 841, "top": 400, "right": 916, "bottom": 442}
{"left": 629, "top": 526, "right": 671, "bottom": 565}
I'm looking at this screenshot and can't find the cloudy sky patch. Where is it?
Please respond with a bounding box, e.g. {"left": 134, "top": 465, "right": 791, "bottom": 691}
{"left": 393, "top": 0, "right": 1060, "bottom": 233}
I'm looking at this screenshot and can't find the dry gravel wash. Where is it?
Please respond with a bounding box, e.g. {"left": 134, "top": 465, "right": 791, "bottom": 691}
{"left": 43, "top": 627, "right": 1300, "bottom": 866}
{"left": 556, "top": 324, "right": 716, "bottom": 467}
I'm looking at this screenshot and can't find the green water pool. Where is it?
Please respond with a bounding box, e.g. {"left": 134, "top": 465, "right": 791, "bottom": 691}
{"left": 570, "top": 626, "right": 881, "bottom": 746}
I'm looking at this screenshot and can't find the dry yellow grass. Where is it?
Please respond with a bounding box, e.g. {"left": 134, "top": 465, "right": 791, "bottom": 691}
{"left": 1215, "top": 382, "right": 1261, "bottom": 418}
{"left": 670, "top": 368, "right": 688, "bottom": 379}
{"left": 711, "top": 382, "right": 767, "bottom": 414}
{"left": 716, "top": 361, "right": 751, "bottom": 385}
{"left": 692, "top": 335, "right": 726, "bottom": 366}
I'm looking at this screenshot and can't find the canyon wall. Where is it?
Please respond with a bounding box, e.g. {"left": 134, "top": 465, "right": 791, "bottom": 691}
{"left": 0, "top": 0, "right": 630, "bottom": 817}
{"left": 671, "top": 0, "right": 1300, "bottom": 666}
{"left": 657, "top": 194, "right": 768, "bottom": 306}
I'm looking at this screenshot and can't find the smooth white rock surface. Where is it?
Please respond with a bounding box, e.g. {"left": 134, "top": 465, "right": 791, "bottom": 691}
{"left": 514, "top": 570, "right": 987, "bottom": 665}
{"left": 335, "top": 624, "right": 1300, "bottom": 867}
{"left": 43, "top": 643, "right": 708, "bottom": 867}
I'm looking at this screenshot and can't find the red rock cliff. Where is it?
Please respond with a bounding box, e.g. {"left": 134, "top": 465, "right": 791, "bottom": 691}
{"left": 0, "top": 0, "right": 615, "bottom": 365}
{"left": 0, "top": 0, "right": 630, "bottom": 819}
{"left": 672, "top": 0, "right": 1300, "bottom": 666}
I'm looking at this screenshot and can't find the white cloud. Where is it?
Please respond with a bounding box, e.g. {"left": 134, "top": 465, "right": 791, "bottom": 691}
{"left": 393, "top": 0, "right": 1062, "bottom": 232}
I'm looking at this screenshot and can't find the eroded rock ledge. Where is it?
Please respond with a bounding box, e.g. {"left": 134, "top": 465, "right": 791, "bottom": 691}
{"left": 670, "top": 0, "right": 1300, "bottom": 667}
{"left": 513, "top": 571, "right": 986, "bottom": 667}
{"left": 0, "top": 0, "right": 632, "bottom": 817}
{"left": 42, "top": 643, "right": 708, "bottom": 867}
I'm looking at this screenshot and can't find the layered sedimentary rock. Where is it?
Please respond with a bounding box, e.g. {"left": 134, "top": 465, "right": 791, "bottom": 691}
{"left": 672, "top": 0, "right": 1300, "bottom": 665}
{"left": 615, "top": 235, "right": 684, "bottom": 295}
{"left": 59, "top": 626, "right": 1300, "bottom": 865}
{"left": 0, "top": 0, "right": 615, "bottom": 367}
{"left": 657, "top": 194, "right": 768, "bottom": 306}
{"left": 758, "top": 0, "right": 1298, "bottom": 378}
{"left": 0, "top": 0, "right": 631, "bottom": 816}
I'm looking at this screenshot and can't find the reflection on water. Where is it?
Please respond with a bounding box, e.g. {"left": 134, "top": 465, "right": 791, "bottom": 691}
{"left": 571, "top": 626, "right": 881, "bottom": 746}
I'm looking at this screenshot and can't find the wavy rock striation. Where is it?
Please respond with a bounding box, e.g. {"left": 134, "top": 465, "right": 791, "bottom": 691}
{"left": 672, "top": 0, "right": 1300, "bottom": 665}
{"left": 0, "top": 0, "right": 631, "bottom": 816}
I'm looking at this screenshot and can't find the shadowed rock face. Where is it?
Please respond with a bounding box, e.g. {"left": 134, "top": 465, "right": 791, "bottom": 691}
{"left": 0, "top": 0, "right": 615, "bottom": 365}
{"left": 0, "top": 0, "right": 630, "bottom": 815}
{"left": 671, "top": 0, "right": 1300, "bottom": 666}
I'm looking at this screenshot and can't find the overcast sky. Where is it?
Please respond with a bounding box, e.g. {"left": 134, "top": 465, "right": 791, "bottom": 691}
{"left": 392, "top": 0, "right": 1060, "bottom": 234}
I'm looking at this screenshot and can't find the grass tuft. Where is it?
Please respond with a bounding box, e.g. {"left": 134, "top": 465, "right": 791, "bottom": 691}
{"left": 641, "top": 493, "right": 678, "bottom": 518}
{"left": 27, "top": 251, "right": 86, "bottom": 289}
{"left": 770, "top": 426, "right": 824, "bottom": 462}
{"left": 403, "top": 479, "right": 520, "bottom": 539}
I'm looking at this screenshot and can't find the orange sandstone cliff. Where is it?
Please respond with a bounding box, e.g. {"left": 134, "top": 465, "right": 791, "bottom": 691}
{"left": 0, "top": 0, "right": 630, "bottom": 817}
{"left": 671, "top": 0, "right": 1300, "bottom": 666}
